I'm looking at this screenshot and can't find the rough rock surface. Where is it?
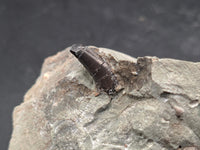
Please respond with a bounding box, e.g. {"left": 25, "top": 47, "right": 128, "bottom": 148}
{"left": 9, "top": 46, "right": 200, "bottom": 150}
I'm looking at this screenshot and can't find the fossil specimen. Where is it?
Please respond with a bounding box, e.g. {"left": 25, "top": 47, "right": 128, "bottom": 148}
{"left": 9, "top": 45, "right": 200, "bottom": 150}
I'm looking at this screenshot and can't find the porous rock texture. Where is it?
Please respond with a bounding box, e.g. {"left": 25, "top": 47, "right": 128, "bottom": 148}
{"left": 9, "top": 46, "right": 200, "bottom": 150}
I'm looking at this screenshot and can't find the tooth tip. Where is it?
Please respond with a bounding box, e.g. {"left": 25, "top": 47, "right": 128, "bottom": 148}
{"left": 70, "top": 44, "right": 83, "bottom": 57}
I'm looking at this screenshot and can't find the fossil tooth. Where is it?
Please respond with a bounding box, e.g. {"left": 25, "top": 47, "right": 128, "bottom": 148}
{"left": 70, "top": 44, "right": 117, "bottom": 94}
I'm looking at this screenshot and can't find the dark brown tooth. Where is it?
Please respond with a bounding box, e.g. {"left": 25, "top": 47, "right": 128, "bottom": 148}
{"left": 70, "top": 44, "right": 117, "bottom": 94}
